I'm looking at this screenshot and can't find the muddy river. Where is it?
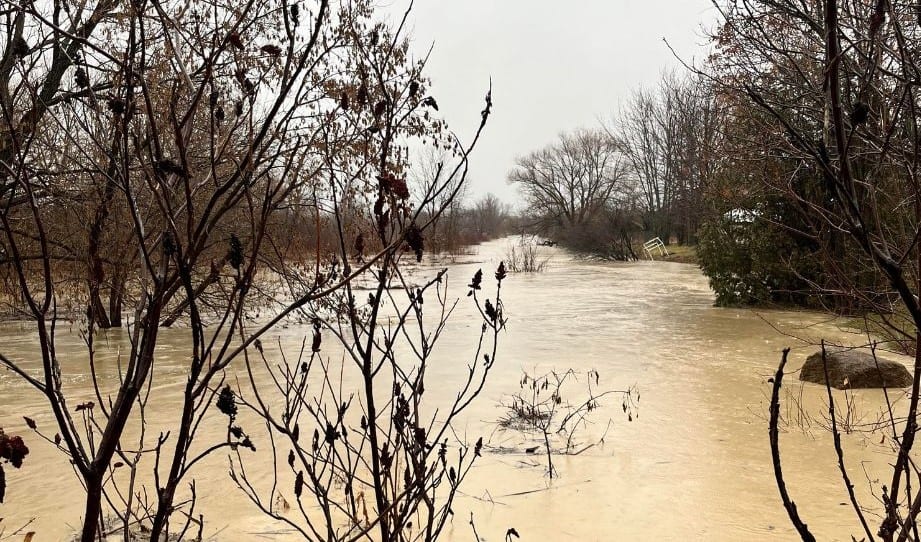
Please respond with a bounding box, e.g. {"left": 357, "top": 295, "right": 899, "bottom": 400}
{"left": 0, "top": 238, "right": 910, "bottom": 541}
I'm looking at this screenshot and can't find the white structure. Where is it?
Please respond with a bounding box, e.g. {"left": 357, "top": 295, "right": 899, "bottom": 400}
{"left": 643, "top": 237, "right": 669, "bottom": 260}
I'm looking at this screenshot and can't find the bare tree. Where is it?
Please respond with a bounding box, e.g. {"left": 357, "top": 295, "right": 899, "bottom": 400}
{"left": 410, "top": 147, "right": 470, "bottom": 255}
{"left": 508, "top": 128, "right": 627, "bottom": 231}
{"left": 470, "top": 192, "right": 510, "bottom": 239}
{"left": 0, "top": 1, "right": 491, "bottom": 540}
{"left": 616, "top": 72, "right": 724, "bottom": 244}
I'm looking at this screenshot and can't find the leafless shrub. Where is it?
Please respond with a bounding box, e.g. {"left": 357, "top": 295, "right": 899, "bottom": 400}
{"left": 757, "top": 378, "right": 891, "bottom": 437}
{"left": 498, "top": 368, "right": 637, "bottom": 478}
{"left": 232, "top": 261, "right": 507, "bottom": 541}
{"left": 504, "top": 237, "right": 550, "bottom": 273}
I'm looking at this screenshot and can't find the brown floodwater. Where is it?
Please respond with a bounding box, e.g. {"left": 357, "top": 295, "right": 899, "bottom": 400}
{"left": 0, "top": 238, "right": 912, "bottom": 541}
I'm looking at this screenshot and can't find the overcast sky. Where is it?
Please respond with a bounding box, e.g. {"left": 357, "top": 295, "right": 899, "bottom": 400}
{"left": 386, "top": 1, "right": 718, "bottom": 205}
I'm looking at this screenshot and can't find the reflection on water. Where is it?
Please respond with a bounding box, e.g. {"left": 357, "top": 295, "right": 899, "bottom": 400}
{"left": 0, "top": 238, "right": 910, "bottom": 541}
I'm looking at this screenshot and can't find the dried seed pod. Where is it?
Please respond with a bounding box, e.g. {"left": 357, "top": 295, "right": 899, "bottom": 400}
{"left": 12, "top": 37, "right": 29, "bottom": 58}
{"left": 851, "top": 101, "right": 869, "bottom": 126}
{"left": 162, "top": 231, "right": 175, "bottom": 258}
{"left": 228, "top": 234, "right": 244, "bottom": 270}
{"left": 468, "top": 269, "right": 482, "bottom": 292}
{"left": 228, "top": 32, "right": 245, "bottom": 50}
{"left": 75, "top": 67, "right": 89, "bottom": 88}
{"left": 373, "top": 100, "right": 387, "bottom": 118}
{"left": 107, "top": 97, "right": 126, "bottom": 115}
{"left": 294, "top": 471, "right": 303, "bottom": 497}
{"left": 484, "top": 299, "right": 497, "bottom": 322}
{"left": 421, "top": 96, "right": 438, "bottom": 111}
{"left": 495, "top": 261, "right": 507, "bottom": 281}
{"left": 217, "top": 386, "right": 237, "bottom": 419}
{"left": 405, "top": 225, "right": 424, "bottom": 262}
{"left": 260, "top": 44, "right": 282, "bottom": 56}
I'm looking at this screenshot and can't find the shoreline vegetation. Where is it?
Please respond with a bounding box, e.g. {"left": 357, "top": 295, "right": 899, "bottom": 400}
{"left": 0, "top": 2, "right": 512, "bottom": 539}
{"left": 5, "top": 0, "right": 921, "bottom": 539}
{"left": 0, "top": 236, "right": 695, "bottom": 325}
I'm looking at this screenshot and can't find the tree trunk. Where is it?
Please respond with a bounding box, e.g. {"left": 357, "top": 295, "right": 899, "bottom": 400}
{"left": 148, "top": 402, "right": 193, "bottom": 540}
{"left": 108, "top": 274, "right": 124, "bottom": 327}
{"left": 88, "top": 284, "right": 112, "bottom": 329}
{"left": 80, "top": 472, "right": 104, "bottom": 542}
{"left": 86, "top": 127, "right": 122, "bottom": 330}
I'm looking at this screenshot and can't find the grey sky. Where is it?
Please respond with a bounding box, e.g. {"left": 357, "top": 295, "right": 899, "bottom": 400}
{"left": 390, "top": 1, "right": 717, "bottom": 205}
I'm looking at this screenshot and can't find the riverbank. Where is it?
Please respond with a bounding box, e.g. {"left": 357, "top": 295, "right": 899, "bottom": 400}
{"left": 659, "top": 244, "right": 699, "bottom": 264}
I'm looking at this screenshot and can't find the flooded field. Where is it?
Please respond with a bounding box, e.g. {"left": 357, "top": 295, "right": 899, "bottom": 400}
{"left": 0, "top": 238, "right": 909, "bottom": 541}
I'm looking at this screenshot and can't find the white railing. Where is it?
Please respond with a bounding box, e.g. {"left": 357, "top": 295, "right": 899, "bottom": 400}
{"left": 642, "top": 237, "right": 669, "bottom": 260}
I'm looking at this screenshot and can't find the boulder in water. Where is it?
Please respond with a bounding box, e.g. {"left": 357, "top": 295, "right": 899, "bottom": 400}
{"left": 799, "top": 349, "right": 913, "bottom": 389}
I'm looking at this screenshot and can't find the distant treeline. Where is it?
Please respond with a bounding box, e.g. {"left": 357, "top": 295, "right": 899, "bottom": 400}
{"left": 507, "top": 64, "right": 893, "bottom": 319}
{"left": 508, "top": 72, "right": 719, "bottom": 262}
{"left": 416, "top": 192, "right": 515, "bottom": 257}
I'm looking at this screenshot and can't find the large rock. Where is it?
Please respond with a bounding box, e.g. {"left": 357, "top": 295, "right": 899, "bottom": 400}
{"left": 799, "top": 349, "right": 913, "bottom": 389}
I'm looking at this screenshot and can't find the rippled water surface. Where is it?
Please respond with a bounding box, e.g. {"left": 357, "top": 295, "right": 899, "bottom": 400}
{"left": 0, "top": 239, "right": 911, "bottom": 541}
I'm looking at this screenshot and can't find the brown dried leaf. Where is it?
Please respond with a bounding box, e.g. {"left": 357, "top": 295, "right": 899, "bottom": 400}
{"left": 294, "top": 470, "right": 304, "bottom": 498}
